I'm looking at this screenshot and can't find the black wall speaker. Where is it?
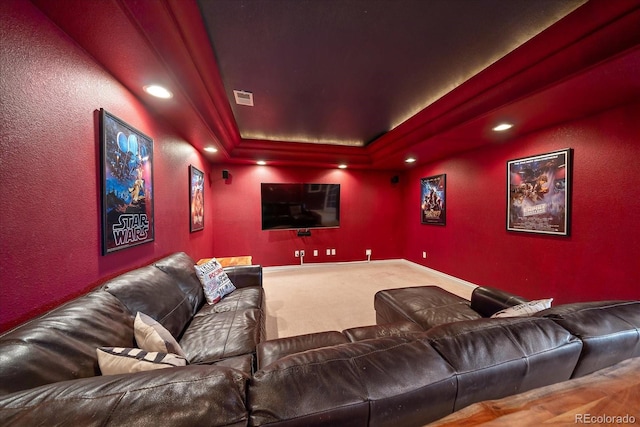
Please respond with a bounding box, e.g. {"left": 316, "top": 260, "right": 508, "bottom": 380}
{"left": 222, "top": 170, "right": 229, "bottom": 179}
{"left": 390, "top": 175, "right": 399, "bottom": 184}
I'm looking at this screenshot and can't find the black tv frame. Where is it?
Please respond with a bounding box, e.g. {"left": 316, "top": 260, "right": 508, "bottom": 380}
{"left": 260, "top": 183, "right": 340, "bottom": 231}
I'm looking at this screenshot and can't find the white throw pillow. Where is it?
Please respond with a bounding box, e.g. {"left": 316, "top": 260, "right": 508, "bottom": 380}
{"left": 134, "top": 312, "right": 187, "bottom": 358}
{"left": 97, "top": 347, "right": 186, "bottom": 375}
{"left": 194, "top": 258, "right": 236, "bottom": 305}
{"left": 491, "top": 298, "right": 554, "bottom": 318}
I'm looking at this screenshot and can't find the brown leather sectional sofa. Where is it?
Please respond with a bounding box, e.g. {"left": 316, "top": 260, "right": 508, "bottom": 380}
{"left": 0, "top": 252, "right": 264, "bottom": 426}
{"left": 250, "top": 289, "right": 639, "bottom": 426}
{"left": 1, "top": 252, "right": 639, "bottom": 426}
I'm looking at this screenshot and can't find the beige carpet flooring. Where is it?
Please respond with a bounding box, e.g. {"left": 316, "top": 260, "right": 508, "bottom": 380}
{"left": 262, "top": 260, "right": 476, "bottom": 340}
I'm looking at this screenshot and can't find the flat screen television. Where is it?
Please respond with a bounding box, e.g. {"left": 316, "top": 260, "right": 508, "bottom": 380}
{"left": 261, "top": 183, "right": 340, "bottom": 230}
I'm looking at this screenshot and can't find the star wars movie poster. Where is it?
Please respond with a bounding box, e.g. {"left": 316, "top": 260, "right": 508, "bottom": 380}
{"left": 421, "top": 174, "right": 446, "bottom": 225}
{"left": 507, "top": 149, "right": 571, "bottom": 236}
{"left": 100, "top": 109, "right": 154, "bottom": 254}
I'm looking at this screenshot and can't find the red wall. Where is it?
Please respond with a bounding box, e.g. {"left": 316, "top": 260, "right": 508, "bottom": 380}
{"left": 2, "top": 0, "right": 638, "bottom": 333}
{"left": 209, "top": 165, "right": 404, "bottom": 266}
{"left": 403, "top": 103, "right": 640, "bottom": 304}
{"left": 0, "top": 1, "right": 215, "bottom": 331}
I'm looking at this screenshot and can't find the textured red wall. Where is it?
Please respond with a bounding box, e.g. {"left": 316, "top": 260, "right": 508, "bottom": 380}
{"left": 403, "top": 103, "right": 640, "bottom": 304}
{"left": 2, "top": 0, "right": 638, "bottom": 333}
{"left": 0, "top": 1, "right": 214, "bottom": 331}
{"left": 208, "top": 165, "right": 404, "bottom": 266}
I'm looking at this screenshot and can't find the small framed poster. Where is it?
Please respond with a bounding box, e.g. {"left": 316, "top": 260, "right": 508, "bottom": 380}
{"left": 189, "top": 165, "right": 205, "bottom": 232}
{"left": 507, "top": 148, "right": 571, "bottom": 236}
{"left": 421, "top": 174, "right": 446, "bottom": 225}
{"left": 100, "top": 109, "right": 154, "bottom": 254}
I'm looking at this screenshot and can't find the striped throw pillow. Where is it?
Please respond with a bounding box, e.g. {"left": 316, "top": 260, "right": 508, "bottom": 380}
{"left": 97, "top": 347, "right": 187, "bottom": 375}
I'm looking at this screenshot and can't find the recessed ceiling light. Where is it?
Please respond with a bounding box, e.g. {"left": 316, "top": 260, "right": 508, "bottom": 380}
{"left": 143, "top": 85, "right": 173, "bottom": 99}
{"left": 338, "top": 164, "right": 347, "bottom": 169}
{"left": 256, "top": 160, "right": 267, "bottom": 165}
{"left": 204, "top": 146, "right": 218, "bottom": 153}
{"left": 405, "top": 157, "right": 417, "bottom": 163}
{"left": 492, "top": 123, "right": 513, "bottom": 132}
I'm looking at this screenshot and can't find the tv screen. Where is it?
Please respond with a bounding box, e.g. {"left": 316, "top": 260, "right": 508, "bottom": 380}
{"left": 261, "top": 183, "right": 340, "bottom": 230}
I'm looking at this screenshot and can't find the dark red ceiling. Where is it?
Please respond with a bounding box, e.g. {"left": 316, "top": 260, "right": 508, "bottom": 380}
{"left": 31, "top": 0, "right": 640, "bottom": 170}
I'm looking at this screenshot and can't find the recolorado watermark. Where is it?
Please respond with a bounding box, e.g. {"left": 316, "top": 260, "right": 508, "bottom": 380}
{"left": 575, "top": 413, "right": 636, "bottom": 424}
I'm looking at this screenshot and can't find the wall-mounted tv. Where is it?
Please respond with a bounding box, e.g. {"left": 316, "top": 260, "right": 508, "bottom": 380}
{"left": 261, "top": 183, "right": 340, "bottom": 230}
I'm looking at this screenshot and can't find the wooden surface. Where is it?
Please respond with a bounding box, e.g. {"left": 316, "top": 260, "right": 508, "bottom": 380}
{"left": 429, "top": 357, "right": 640, "bottom": 426}
{"left": 196, "top": 256, "right": 252, "bottom": 267}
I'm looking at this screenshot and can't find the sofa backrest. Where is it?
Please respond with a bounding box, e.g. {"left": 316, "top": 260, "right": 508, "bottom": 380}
{"left": 102, "top": 254, "right": 197, "bottom": 339}
{"left": 536, "top": 300, "right": 640, "bottom": 378}
{"left": 420, "top": 316, "right": 583, "bottom": 411}
{"left": 249, "top": 337, "right": 457, "bottom": 427}
{"left": 0, "top": 290, "right": 134, "bottom": 395}
{"left": 154, "top": 252, "right": 205, "bottom": 316}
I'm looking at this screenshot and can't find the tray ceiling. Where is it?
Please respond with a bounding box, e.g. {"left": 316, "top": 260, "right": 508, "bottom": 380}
{"left": 30, "top": 0, "right": 640, "bottom": 169}
{"left": 198, "top": 0, "right": 585, "bottom": 147}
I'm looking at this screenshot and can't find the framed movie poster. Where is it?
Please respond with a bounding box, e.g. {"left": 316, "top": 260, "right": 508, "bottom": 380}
{"left": 189, "top": 165, "right": 204, "bottom": 232}
{"left": 507, "top": 148, "right": 571, "bottom": 236}
{"left": 100, "top": 109, "right": 154, "bottom": 254}
{"left": 421, "top": 174, "right": 446, "bottom": 225}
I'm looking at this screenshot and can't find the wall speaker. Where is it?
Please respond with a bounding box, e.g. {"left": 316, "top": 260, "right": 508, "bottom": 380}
{"left": 222, "top": 170, "right": 229, "bottom": 179}
{"left": 390, "top": 175, "right": 399, "bottom": 184}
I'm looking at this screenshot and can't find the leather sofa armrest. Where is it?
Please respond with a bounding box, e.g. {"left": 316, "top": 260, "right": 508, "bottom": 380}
{"left": 224, "top": 265, "right": 263, "bottom": 289}
{"left": 470, "top": 286, "right": 529, "bottom": 317}
{"left": 0, "top": 366, "right": 248, "bottom": 426}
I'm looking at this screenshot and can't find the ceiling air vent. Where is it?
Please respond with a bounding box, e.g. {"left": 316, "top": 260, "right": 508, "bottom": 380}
{"left": 233, "top": 90, "right": 254, "bottom": 106}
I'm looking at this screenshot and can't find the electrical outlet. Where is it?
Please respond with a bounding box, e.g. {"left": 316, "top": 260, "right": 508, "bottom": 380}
{"left": 422, "top": 251, "right": 427, "bottom": 258}
{"left": 331, "top": 249, "right": 336, "bottom": 256}
{"left": 313, "top": 250, "right": 318, "bottom": 256}
{"left": 326, "top": 249, "right": 331, "bottom": 255}
{"left": 295, "top": 250, "right": 300, "bottom": 257}
{"left": 300, "top": 250, "right": 305, "bottom": 257}
{"left": 365, "top": 249, "right": 372, "bottom": 256}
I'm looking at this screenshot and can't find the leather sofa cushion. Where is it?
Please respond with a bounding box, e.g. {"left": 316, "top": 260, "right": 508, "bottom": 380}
{"left": 375, "top": 286, "right": 481, "bottom": 329}
{"left": 0, "top": 366, "right": 249, "bottom": 427}
{"left": 0, "top": 291, "right": 133, "bottom": 395}
{"left": 196, "top": 286, "right": 264, "bottom": 315}
{"left": 102, "top": 264, "right": 193, "bottom": 339}
{"left": 154, "top": 252, "right": 205, "bottom": 316}
{"left": 536, "top": 300, "right": 640, "bottom": 378}
{"left": 180, "top": 308, "right": 263, "bottom": 364}
{"left": 421, "top": 317, "right": 583, "bottom": 411}
{"left": 343, "top": 321, "right": 424, "bottom": 342}
{"left": 256, "top": 331, "right": 349, "bottom": 370}
{"left": 249, "top": 337, "right": 457, "bottom": 426}
{"left": 212, "top": 354, "right": 255, "bottom": 375}
{"left": 470, "top": 286, "right": 529, "bottom": 317}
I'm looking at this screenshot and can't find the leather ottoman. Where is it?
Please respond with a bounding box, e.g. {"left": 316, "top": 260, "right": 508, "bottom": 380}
{"left": 375, "top": 286, "right": 482, "bottom": 329}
